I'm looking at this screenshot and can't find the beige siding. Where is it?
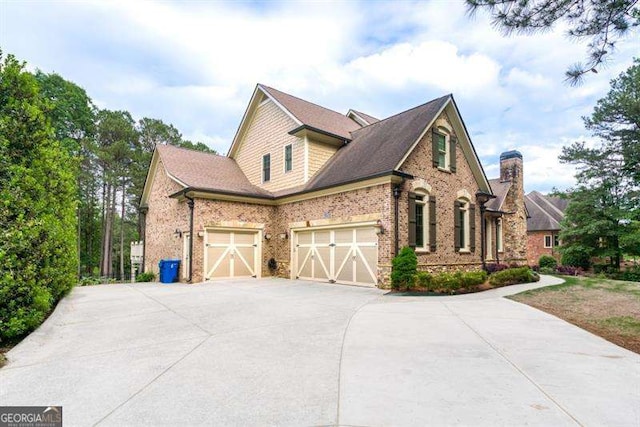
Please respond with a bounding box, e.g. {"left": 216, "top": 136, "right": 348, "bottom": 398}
{"left": 307, "top": 140, "right": 337, "bottom": 179}
{"left": 234, "top": 99, "right": 304, "bottom": 192}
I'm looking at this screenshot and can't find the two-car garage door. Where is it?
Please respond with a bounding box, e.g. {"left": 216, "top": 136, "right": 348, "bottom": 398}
{"left": 294, "top": 226, "right": 378, "bottom": 286}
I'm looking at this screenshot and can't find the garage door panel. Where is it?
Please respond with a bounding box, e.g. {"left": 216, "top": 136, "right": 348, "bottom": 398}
{"left": 294, "top": 226, "right": 378, "bottom": 286}
{"left": 205, "top": 230, "right": 259, "bottom": 280}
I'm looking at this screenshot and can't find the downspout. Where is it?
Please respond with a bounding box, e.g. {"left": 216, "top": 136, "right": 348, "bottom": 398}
{"left": 139, "top": 206, "right": 148, "bottom": 273}
{"left": 186, "top": 196, "right": 194, "bottom": 283}
{"left": 393, "top": 185, "right": 402, "bottom": 256}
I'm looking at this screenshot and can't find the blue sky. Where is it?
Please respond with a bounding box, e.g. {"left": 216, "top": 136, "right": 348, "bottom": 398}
{"left": 1, "top": 0, "right": 637, "bottom": 193}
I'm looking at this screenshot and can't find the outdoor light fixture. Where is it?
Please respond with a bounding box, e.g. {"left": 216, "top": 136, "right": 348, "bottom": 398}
{"left": 279, "top": 232, "right": 288, "bottom": 240}
{"left": 375, "top": 219, "right": 385, "bottom": 235}
{"left": 264, "top": 233, "right": 272, "bottom": 240}
{"left": 174, "top": 229, "right": 182, "bottom": 238}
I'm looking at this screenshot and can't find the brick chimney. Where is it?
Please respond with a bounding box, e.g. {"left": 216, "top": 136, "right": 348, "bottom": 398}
{"left": 498, "top": 150, "right": 527, "bottom": 265}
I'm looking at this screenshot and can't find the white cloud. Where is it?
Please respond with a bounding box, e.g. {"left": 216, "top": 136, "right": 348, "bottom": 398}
{"left": 2, "top": 0, "right": 637, "bottom": 194}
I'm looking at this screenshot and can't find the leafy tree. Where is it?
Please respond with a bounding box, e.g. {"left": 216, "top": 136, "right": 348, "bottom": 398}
{"left": 0, "top": 52, "right": 78, "bottom": 340}
{"left": 559, "top": 60, "right": 640, "bottom": 268}
{"left": 466, "top": 0, "right": 640, "bottom": 85}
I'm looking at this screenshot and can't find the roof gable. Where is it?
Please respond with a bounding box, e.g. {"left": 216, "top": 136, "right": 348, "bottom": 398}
{"left": 486, "top": 179, "right": 512, "bottom": 211}
{"left": 525, "top": 191, "right": 568, "bottom": 231}
{"left": 347, "top": 109, "right": 380, "bottom": 126}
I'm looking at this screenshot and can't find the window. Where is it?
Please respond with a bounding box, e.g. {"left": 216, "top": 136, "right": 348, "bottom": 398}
{"left": 455, "top": 199, "right": 475, "bottom": 252}
{"left": 544, "top": 235, "right": 552, "bottom": 248}
{"left": 496, "top": 218, "right": 503, "bottom": 252}
{"left": 284, "top": 144, "right": 292, "bottom": 172}
{"left": 262, "top": 154, "right": 271, "bottom": 182}
{"left": 409, "top": 192, "right": 436, "bottom": 251}
{"left": 437, "top": 133, "right": 447, "bottom": 169}
{"left": 432, "top": 129, "right": 457, "bottom": 172}
{"left": 415, "top": 195, "right": 426, "bottom": 248}
{"left": 554, "top": 234, "right": 560, "bottom": 247}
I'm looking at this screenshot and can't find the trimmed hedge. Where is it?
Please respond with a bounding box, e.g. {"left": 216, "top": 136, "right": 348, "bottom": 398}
{"left": 488, "top": 267, "right": 539, "bottom": 287}
{"left": 413, "top": 270, "right": 487, "bottom": 293}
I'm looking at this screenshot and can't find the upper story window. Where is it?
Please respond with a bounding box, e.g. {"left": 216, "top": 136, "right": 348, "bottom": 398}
{"left": 408, "top": 191, "right": 436, "bottom": 252}
{"left": 262, "top": 154, "right": 271, "bottom": 182}
{"left": 284, "top": 144, "right": 292, "bottom": 173}
{"left": 454, "top": 198, "right": 475, "bottom": 252}
{"left": 432, "top": 128, "right": 457, "bottom": 172}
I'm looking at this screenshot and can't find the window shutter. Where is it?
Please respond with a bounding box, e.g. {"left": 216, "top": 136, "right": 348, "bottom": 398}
{"left": 454, "top": 201, "right": 461, "bottom": 252}
{"left": 469, "top": 203, "right": 476, "bottom": 252}
{"left": 450, "top": 135, "right": 457, "bottom": 172}
{"left": 408, "top": 192, "right": 417, "bottom": 248}
{"left": 432, "top": 129, "right": 440, "bottom": 168}
{"left": 429, "top": 196, "right": 437, "bottom": 252}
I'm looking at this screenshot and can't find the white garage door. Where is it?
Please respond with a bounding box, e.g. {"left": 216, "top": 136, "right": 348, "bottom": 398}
{"left": 205, "top": 229, "right": 260, "bottom": 280}
{"left": 294, "top": 226, "right": 378, "bottom": 286}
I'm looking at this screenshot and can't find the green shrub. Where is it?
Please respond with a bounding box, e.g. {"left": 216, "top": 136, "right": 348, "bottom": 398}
{"left": 136, "top": 272, "right": 156, "bottom": 283}
{"left": 391, "top": 247, "right": 418, "bottom": 290}
{"left": 414, "top": 271, "right": 433, "bottom": 288}
{"left": 619, "top": 267, "right": 640, "bottom": 282}
{"left": 489, "top": 267, "right": 539, "bottom": 287}
{"left": 79, "top": 276, "right": 101, "bottom": 286}
{"left": 538, "top": 255, "right": 557, "bottom": 270}
{"left": 561, "top": 247, "right": 591, "bottom": 269}
{"left": 428, "top": 270, "right": 487, "bottom": 293}
{"left": 539, "top": 267, "right": 556, "bottom": 275}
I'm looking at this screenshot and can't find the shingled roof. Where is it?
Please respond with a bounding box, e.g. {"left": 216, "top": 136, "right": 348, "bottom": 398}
{"left": 486, "top": 179, "right": 511, "bottom": 212}
{"left": 155, "top": 144, "right": 271, "bottom": 197}
{"left": 260, "top": 85, "right": 362, "bottom": 140}
{"left": 525, "top": 191, "right": 568, "bottom": 231}
{"left": 306, "top": 95, "right": 450, "bottom": 190}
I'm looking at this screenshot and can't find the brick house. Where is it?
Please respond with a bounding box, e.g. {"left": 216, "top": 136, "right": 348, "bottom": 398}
{"left": 525, "top": 191, "right": 568, "bottom": 265}
{"left": 140, "top": 84, "right": 528, "bottom": 287}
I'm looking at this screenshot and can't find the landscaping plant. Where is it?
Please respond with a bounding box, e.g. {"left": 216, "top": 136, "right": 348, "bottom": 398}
{"left": 538, "top": 255, "right": 558, "bottom": 270}
{"left": 136, "top": 272, "right": 156, "bottom": 283}
{"left": 489, "top": 267, "right": 539, "bottom": 287}
{"left": 391, "top": 247, "right": 417, "bottom": 290}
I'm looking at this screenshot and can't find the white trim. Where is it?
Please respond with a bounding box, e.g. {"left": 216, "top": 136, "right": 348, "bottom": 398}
{"left": 457, "top": 198, "right": 471, "bottom": 252}
{"left": 544, "top": 234, "right": 553, "bottom": 248}
{"left": 457, "top": 189, "right": 473, "bottom": 200}
{"left": 303, "top": 135, "right": 309, "bottom": 182}
{"left": 261, "top": 153, "right": 271, "bottom": 183}
{"left": 347, "top": 109, "right": 371, "bottom": 126}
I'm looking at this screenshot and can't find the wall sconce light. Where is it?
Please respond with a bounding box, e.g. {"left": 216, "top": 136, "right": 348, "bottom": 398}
{"left": 264, "top": 233, "right": 272, "bottom": 240}
{"left": 197, "top": 231, "right": 205, "bottom": 238}
{"left": 279, "top": 232, "right": 288, "bottom": 240}
{"left": 174, "top": 229, "right": 182, "bottom": 238}
{"left": 375, "top": 219, "right": 385, "bottom": 235}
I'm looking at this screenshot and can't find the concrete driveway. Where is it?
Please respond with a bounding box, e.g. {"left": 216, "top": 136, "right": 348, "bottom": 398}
{"left": 1, "top": 276, "right": 638, "bottom": 426}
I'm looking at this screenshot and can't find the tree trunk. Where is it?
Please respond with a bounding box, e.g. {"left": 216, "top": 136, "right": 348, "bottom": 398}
{"left": 120, "top": 176, "right": 126, "bottom": 280}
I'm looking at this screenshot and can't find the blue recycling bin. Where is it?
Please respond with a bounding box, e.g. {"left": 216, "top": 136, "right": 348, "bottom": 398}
{"left": 159, "top": 259, "right": 180, "bottom": 283}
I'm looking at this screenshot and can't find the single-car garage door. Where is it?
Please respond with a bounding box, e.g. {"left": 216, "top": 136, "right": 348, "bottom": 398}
{"left": 294, "top": 226, "right": 378, "bottom": 286}
{"left": 205, "top": 229, "right": 261, "bottom": 280}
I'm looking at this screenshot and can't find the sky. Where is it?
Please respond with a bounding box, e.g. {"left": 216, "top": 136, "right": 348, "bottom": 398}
{"left": 1, "top": 0, "right": 637, "bottom": 194}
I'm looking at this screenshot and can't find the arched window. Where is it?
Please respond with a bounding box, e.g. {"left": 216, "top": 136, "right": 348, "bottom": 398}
{"left": 409, "top": 190, "right": 436, "bottom": 252}
{"left": 454, "top": 198, "right": 475, "bottom": 252}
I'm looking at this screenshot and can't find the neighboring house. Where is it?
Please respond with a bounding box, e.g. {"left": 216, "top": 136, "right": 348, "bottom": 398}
{"left": 140, "top": 84, "right": 528, "bottom": 287}
{"left": 525, "top": 191, "right": 569, "bottom": 265}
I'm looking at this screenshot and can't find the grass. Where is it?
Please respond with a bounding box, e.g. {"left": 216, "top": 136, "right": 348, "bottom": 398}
{"left": 509, "top": 275, "right": 640, "bottom": 354}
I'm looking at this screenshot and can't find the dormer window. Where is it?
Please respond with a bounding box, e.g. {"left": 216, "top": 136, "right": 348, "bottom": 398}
{"left": 432, "top": 128, "right": 457, "bottom": 172}
{"left": 262, "top": 154, "right": 271, "bottom": 182}
{"left": 284, "top": 144, "right": 292, "bottom": 172}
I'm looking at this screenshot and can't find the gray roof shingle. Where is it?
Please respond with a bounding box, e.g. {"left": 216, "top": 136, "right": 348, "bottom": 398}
{"left": 525, "top": 191, "right": 568, "bottom": 231}
{"left": 260, "top": 85, "right": 362, "bottom": 140}
{"left": 305, "top": 95, "right": 450, "bottom": 190}
{"left": 486, "top": 179, "right": 511, "bottom": 212}
{"left": 156, "top": 144, "right": 271, "bottom": 197}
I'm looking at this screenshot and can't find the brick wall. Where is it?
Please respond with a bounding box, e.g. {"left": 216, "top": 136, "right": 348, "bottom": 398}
{"left": 144, "top": 158, "right": 190, "bottom": 278}
{"left": 527, "top": 230, "right": 560, "bottom": 266}
{"left": 398, "top": 112, "right": 484, "bottom": 273}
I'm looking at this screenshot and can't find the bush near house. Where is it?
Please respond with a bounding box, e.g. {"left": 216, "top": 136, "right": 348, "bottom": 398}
{"left": 486, "top": 263, "right": 509, "bottom": 274}
{"left": 412, "top": 270, "right": 488, "bottom": 293}
{"left": 561, "top": 247, "right": 591, "bottom": 270}
{"left": 489, "top": 267, "right": 539, "bottom": 287}
{"left": 539, "top": 255, "right": 558, "bottom": 270}
{"left": 391, "top": 247, "right": 418, "bottom": 290}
